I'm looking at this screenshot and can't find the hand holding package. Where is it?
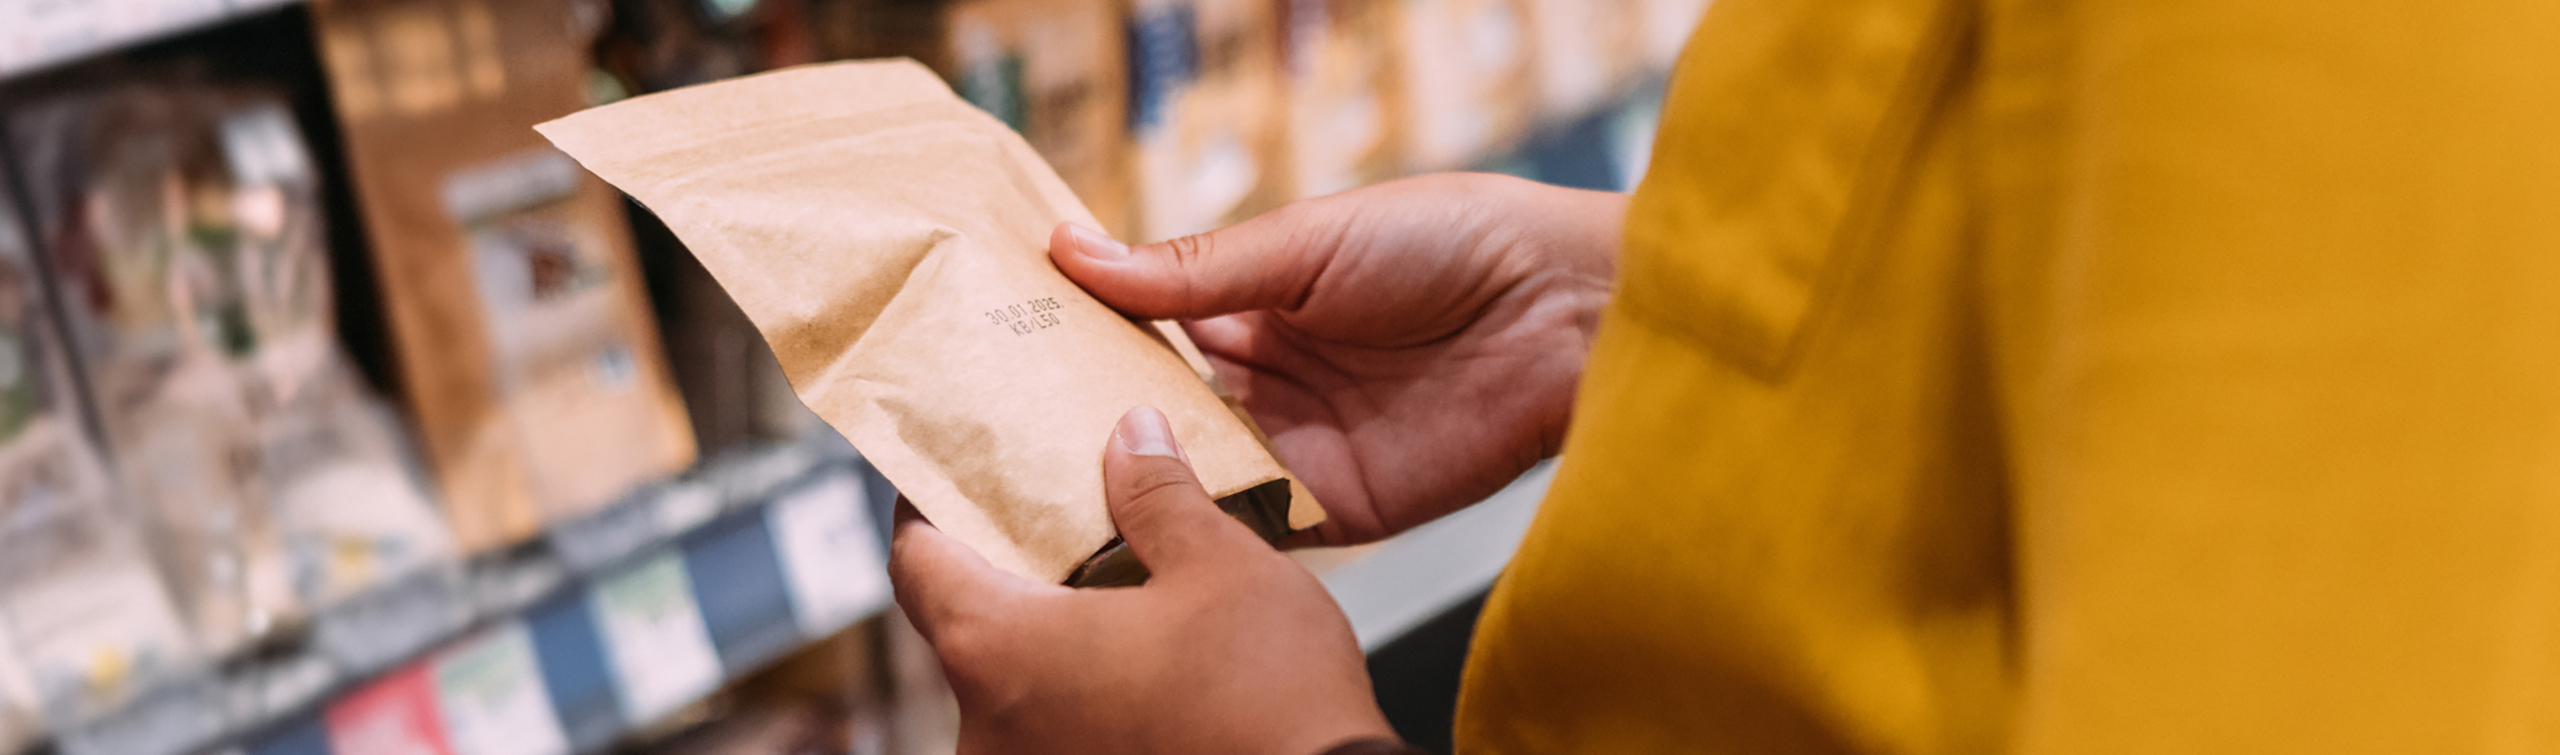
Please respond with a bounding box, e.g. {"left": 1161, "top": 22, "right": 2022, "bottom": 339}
{"left": 538, "top": 60, "right": 1319, "bottom": 584}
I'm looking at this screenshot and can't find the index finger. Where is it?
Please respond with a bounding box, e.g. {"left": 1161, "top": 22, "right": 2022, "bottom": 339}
{"left": 1048, "top": 197, "right": 1342, "bottom": 320}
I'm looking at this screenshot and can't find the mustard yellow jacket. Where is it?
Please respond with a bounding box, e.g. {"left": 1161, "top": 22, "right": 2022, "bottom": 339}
{"left": 1458, "top": 0, "right": 2560, "bottom": 752}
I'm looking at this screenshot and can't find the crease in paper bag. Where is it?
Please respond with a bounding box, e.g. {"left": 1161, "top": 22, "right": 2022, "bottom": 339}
{"left": 537, "top": 59, "right": 1320, "bottom": 584}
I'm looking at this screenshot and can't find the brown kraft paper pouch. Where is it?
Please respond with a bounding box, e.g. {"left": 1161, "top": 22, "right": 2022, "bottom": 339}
{"left": 538, "top": 59, "right": 1321, "bottom": 586}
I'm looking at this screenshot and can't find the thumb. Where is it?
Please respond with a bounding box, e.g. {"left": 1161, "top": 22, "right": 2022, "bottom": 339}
{"left": 1104, "top": 406, "right": 1264, "bottom": 574}
{"left": 1049, "top": 205, "right": 1336, "bottom": 319}
{"left": 889, "top": 499, "right": 1058, "bottom": 645}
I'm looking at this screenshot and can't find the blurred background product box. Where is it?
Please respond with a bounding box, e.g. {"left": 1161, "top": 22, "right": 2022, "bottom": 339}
{"left": 312, "top": 0, "right": 696, "bottom": 554}
{"left": 0, "top": 0, "right": 1708, "bottom": 752}
{"left": 6, "top": 81, "right": 309, "bottom": 656}
{"left": 945, "top": 0, "right": 1134, "bottom": 237}
{"left": 1125, "top": 0, "right": 1296, "bottom": 242}
{"left": 1282, "top": 0, "right": 1408, "bottom": 199}
{"left": 0, "top": 130, "right": 204, "bottom": 727}
{"left": 1393, "top": 0, "right": 1535, "bottom": 173}
{"left": 592, "top": 0, "right": 822, "bottom": 96}
{"left": 6, "top": 71, "right": 457, "bottom": 657}
{"left": 1523, "top": 0, "right": 1637, "bottom": 120}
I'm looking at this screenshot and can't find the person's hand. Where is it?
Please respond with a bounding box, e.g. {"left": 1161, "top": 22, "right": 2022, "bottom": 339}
{"left": 1054, "top": 173, "right": 1625, "bottom": 546}
{"left": 891, "top": 406, "right": 1396, "bottom": 755}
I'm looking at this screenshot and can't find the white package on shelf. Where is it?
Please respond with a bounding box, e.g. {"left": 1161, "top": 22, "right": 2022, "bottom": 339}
{"left": 431, "top": 622, "right": 570, "bottom": 755}
{"left": 591, "top": 554, "right": 720, "bottom": 723}
{"left": 767, "top": 472, "right": 889, "bottom": 638}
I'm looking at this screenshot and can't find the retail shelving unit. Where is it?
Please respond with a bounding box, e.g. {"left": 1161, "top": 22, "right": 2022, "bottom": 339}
{"left": 56, "top": 438, "right": 889, "bottom": 755}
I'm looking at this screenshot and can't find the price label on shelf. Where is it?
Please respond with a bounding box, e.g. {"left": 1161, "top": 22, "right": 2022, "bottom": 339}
{"left": 431, "top": 623, "right": 569, "bottom": 755}
{"left": 324, "top": 665, "right": 456, "bottom": 755}
{"left": 589, "top": 554, "right": 721, "bottom": 723}
{"left": 654, "top": 481, "right": 722, "bottom": 537}
{"left": 767, "top": 472, "right": 890, "bottom": 636}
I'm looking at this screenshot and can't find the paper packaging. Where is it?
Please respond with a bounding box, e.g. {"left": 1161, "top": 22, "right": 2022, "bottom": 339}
{"left": 539, "top": 60, "right": 1322, "bottom": 585}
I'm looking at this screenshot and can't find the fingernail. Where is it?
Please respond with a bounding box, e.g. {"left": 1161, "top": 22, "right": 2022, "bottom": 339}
{"left": 1115, "top": 406, "right": 1183, "bottom": 460}
{"left": 1068, "top": 223, "right": 1130, "bottom": 260}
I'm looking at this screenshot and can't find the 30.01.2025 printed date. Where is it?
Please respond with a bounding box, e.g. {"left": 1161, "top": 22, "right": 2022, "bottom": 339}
{"left": 985, "top": 297, "right": 1065, "bottom": 336}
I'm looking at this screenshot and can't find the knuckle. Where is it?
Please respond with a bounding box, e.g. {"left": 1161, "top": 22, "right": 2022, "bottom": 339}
{"left": 1165, "top": 234, "right": 1217, "bottom": 308}
{"left": 1163, "top": 232, "right": 1214, "bottom": 268}
{"left": 1117, "top": 461, "right": 1206, "bottom": 513}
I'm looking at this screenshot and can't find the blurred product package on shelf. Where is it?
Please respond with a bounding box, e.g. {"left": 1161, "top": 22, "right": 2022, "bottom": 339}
{"left": 1124, "top": 0, "right": 1296, "bottom": 242}
{"left": 0, "top": 477, "right": 196, "bottom": 725}
{"left": 3, "top": 75, "right": 455, "bottom": 655}
{"left": 1280, "top": 0, "right": 1408, "bottom": 198}
{"left": 0, "top": 179, "right": 197, "bottom": 723}
{"left": 944, "top": 0, "right": 1135, "bottom": 237}
{"left": 624, "top": 622, "right": 895, "bottom": 755}
{"left": 1523, "top": 0, "right": 1639, "bottom": 119}
{"left": 5, "top": 84, "right": 294, "bottom": 657}
{"left": 591, "top": 0, "right": 820, "bottom": 97}
{"left": 312, "top": 0, "right": 696, "bottom": 554}
{"left": 1393, "top": 0, "right": 1534, "bottom": 172}
{"left": 803, "top": 0, "right": 952, "bottom": 68}
{"left": 257, "top": 379, "right": 457, "bottom": 605}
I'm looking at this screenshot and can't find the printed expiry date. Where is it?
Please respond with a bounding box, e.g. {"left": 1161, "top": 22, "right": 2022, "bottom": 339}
{"left": 985, "top": 297, "right": 1065, "bottom": 336}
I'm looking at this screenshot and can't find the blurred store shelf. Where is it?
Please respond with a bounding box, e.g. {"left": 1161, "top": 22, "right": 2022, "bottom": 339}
{"left": 0, "top": 0, "right": 300, "bottom": 79}
{"left": 16, "top": 442, "right": 1553, "bottom": 755}
{"left": 34, "top": 437, "right": 890, "bottom": 755}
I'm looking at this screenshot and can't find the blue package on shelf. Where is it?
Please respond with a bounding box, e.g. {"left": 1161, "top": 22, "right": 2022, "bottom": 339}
{"left": 1124, "top": 1, "right": 1200, "bottom": 134}
{"left": 524, "top": 594, "right": 622, "bottom": 754}
{"left": 680, "top": 512, "right": 801, "bottom": 672}
{"left": 856, "top": 459, "right": 899, "bottom": 556}
{"left": 243, "top": 715, "right": 331, "bottom": 755}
